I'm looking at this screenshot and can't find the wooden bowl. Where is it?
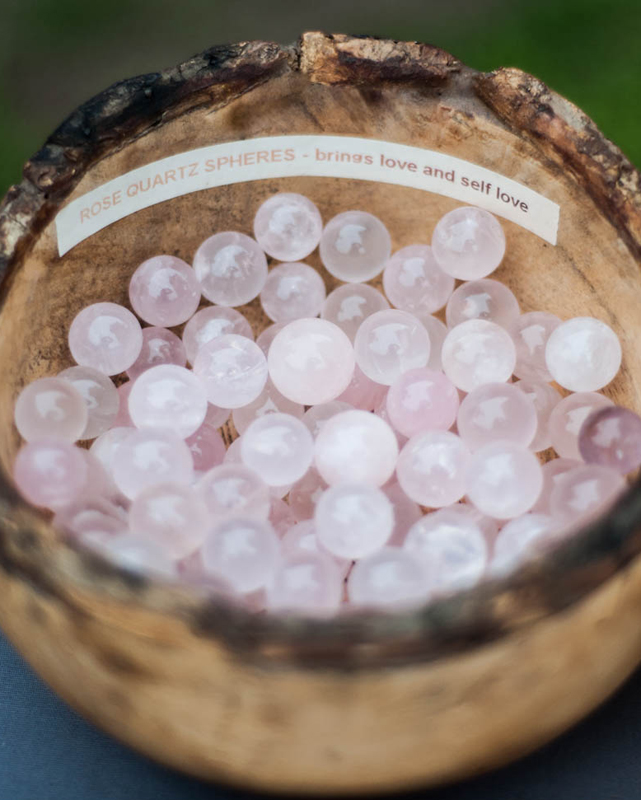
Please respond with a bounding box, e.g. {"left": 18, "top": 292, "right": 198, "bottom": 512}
{"left": 1, "top": 32, "right": 641, "bottom": 795}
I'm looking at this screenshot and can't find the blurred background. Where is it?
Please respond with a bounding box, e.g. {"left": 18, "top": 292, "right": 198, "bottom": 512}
{"left": 0, "top": 0, "right": 639, "bottom": 196}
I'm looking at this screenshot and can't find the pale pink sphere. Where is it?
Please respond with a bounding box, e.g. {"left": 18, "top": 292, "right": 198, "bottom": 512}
{"left": 129, "top": 482, "right": 209, "bottom": 559}
{"left": 202, "top": 516, "right": 280, "bottom": 593}
{"left": 336, "top": 364, "right": 387, "bottom": 411}
{"left": 321, "top": 283, "right": 390, "bottom": 342}
{"left": 280, "top": 521, "right": 351, "bottom": 576}
{"left": 193, "top": 231, "right": 268, "bottom": 307}
{"left": 315, "top": 483, "right": 394, "bottom": 559}
{"left": 467, "top": 441, "right": 543, "bottom": 519}
{"left": 417, "top": 315, "right": 448, "bottom": 372}
{"left": 320, "top": 210, "right": 391, "bottom": 283}
{"left": 508, "top": 312, "right": 561, "bottom": 382}
{"left": 90, "top": 427, "right": 133, "bottom": 476}
{"left": 185, "top": 419, "right": 226, "bottom": 472}
{"left": 113, "top": 382, "right": 134, "bottom": 427}
{"left": 489, "top": 513, "right": 559, "bottom": 578}
{"left": 431, "top": 206, "right": 506, "bottom": 280}
{"left": 128, "top": 364, "right": 207, "bottom": 439}
{"left": 256, "top": 322, "right": 286, "bottom": 357}
{"left": 456, "top": 382, "right": 537, "bottom": 450}
{"left": 531, "top": 458, "right": 582, "bottom": 515}
{"left": 383, "top": 244, "right": 454, "bottom": 315}
{"left": 196, "top": 463, "right": 269, "bottom": 521}
{"left": 182, "top": 306, "right": 253, "bottom": 365}
{"left": 384, "top": 482, "right": 422, "bottom": 547}
{"left": 301, "top": 401, "right": 353, "bottom": 438}
{"left": 253, "top": 192, "right": 323, "bottom": 262}
{"left": 269, "top": 497, "right": 297, "bottom": 537}
{"left": 69, "top": 302, "right": 143, "bottom": 376}
{"left": 232, "top": 379, "right": 304, "bottom": 435}
{"left": 403, "top": 510, "right": 488, "bottom": 594}
{"left": 386, "top": 368, "right": 459, "bottom": 438}
{"left": 545, "top": 317, "right": 622, "bottom": 392}
{"left": 579, "top": 406, "right": 641, "bottom": 474}
{"left": 268, "top": 318, "right": 355, "bottom": 405}
{"left": 450, "top": 501, "right": 501, "bottom": 543}
{"left": 396, "top": 430, "right": 470, "bottom": 507}
{"left": 441, "top": 319, "right": 516, "bottom": 393}
{"left": 57, "top": 366, "right": 119, "bottom": 440}
{"left": 55, "top": 496, "right": 127, "bottom": 540}
{"left": 445, "top": 278, "right": 519, "bottom": 329}
{"left": 347, "top": 547, "right": 429, "bottom": 610}
{"left": 288, "top": 468, "right": 328, "bottom": 521}
{"left": 112, "top": 428, "right": 193, "bottom": 499}
{"left": 549, "top": 464, "right": 626, "bottom": 525}
{"left": 240, "top": 413, "right": 314, "bottom": 486}
{"left": 14, "top": 439, "right": 88, "bottom": 510}
{"left": 15, "top": 377, "right": 88, "bottom": 443}
{"left": 515, "top": 379, "right": 562, "bottom": 452}
{"left": 126, "top": 327, "right": 187, "bottom": 380}
{"left": 260, "top": 262, "right": 326, "bottom": 323}
{"left": 129, "top": 255, "right": 201, "bottom": 326}
{"left": 354, "top": 309, "right": 431, "bottom": 386}
{"left": 314, "top": 409, "right": 399, "bottom": 486}
{"left": 266, "top": 552, "right": 344, "bottom": 615}
{"left": 93, "top": 534, "right": 176, "bottom": 579}
{"left": 548, "top": 391, "right": 614, "bottom": 459}
{"left": 193, "top": 334, "right": 268, "bottom": 409}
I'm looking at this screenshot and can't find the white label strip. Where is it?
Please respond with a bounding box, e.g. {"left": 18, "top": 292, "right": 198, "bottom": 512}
{"left": 55, "top": 135, "right": 560, "bottom": 255}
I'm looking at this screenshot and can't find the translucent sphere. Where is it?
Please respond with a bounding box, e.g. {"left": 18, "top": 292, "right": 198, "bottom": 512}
{"left": 94, "top": 534, "right": 176, "bottom": 579}
{"left": 431, "top": 206, "right": 506, "bottom": 280}
{"left": 384, "top": 482, "right": 423, "bottom": 547}
{"left": 319, "top": 210, "right": 392, "bottom": 282}
{"left": 196, "top": 463, "right": 270, "bottom": 521}
{"left": 129, "top": 255, "right": 201, "bottom": 326}
{"left": 126, "top": 327, "right": 187, "bottom": 381}
{"left": 386, "top": 368, "right": 459, "bottom": 438}
{"left": 55, "top": 496, "right": 127, "bottom": 540}
{"left": 185, "top": 419, "right": 226, "bottom": 472}
{"left": 90, "top": 427, "right": 133, "bottom": 477}
{"left": 321, "top": 283, "right": 390, "bottom": 342}
{"left": 314, "top": 409, "right": 398, "bottom": 486}
{"left": 129, "top": 482, "right": 209, "bottom": 559}
{"left": 531, "top": 458, "right": 582, "bottom": 515}
{"left": 514, "top": 379, "right": 562, "bottom": 452}
{"left": 267, "top": 318, "right": 355, "bottom": 405}
{"left": 266, "top": 552, "right": 344, "bottom": 615}
{"left": 456, "top": 382, "right": 537, "bottom": 450}
{"left": 418, "top": 315, "right": 448, "bottom": 372}
{"left": 260, "top": 262, "right": 326, "bottom": 323}
{"left": 383, "top": 244, "right": 454, "bottom": 315}
{"left": 182, "top": 306, "right": 253, "bottom": 365}
{"left": 545, "top": 317, "right": 622, "bottom": 392}
{"left": 396, "top": 430, "right": 471, "bottom": 507}
{"left": 255, "top": 322, "right": 286, "bottom": 357}
{"left": 336, "top": 365, "right": 387, "bottom": 411}
{"left": 549, "top": 464, "right": 626, "bottom": 525}
{"left": 202, "top": 516, "right": 280, "bottom": 594}
{"left": 56, "top": 367, "right": 118, "bottom": 440}
{"left": 232, "top": 379, "right": 304, "bottom": 435}
{"left": 193, "top": 334, "right": 268, "bottom": 409}
{"left": 280, "top": 521, "right": 350, "bottom": 575}
{"left": 466, "top": 441, "right": 543, "bottom": 519}
{"left": 128, "top": 364, "right": 208, "bottom": 439}
{"left": 508, "top": 311, "right": 561, "bottom": 382}
{"left": 288, "top": 468, "right": 328, "bottom": 521}
{"left": 15, "top": 376, "right": 88, "bottom": 443}
{"left": 548, "top": 391, "right": 614, "bottom": 459}
{"left": 14, "top": 439, "right": 88, "bottom": 510}
{"left": 315, "top": 483, "right": 394, "bottom": 559}
{"left": 113, "top": 382, "right": 134, "bottom": 427}
{"left": 445, "top": 278, "right": 519, "bottom": 329}
{"left": 354, "top": 309, "right": 431, "bottom": 386}
{"left": 348, "top": 547, "right": 429, "bottom": 609}
{"left": 112, "top": 428, "right": 193, "bottom": 499}
{"left": 68, "top": 302, "right": 143, "bottom": 376}
{"left": 441, "top": 319, "right": 516, "bottom": 393}
{"left": 240, "top": 413, "right": 314, "bottom": 486}
{"left": 489, "top": 513, "right": 559, "bottom": 577}
{"left": 302, "top": 401, "right": 353, "bottom": 438}
{"left": 193, "top": 231, "right": 268, "bottom": 306}
{"left": 253, "top": 192, "right": 323, "bottom": 261}
{"left": 579, "top": 406, "right": 641, "bottom": 474}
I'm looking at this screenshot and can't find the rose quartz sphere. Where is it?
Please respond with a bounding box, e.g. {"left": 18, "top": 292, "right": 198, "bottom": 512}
{"left": 128, "top": 364, "right": 208, "bottom": 439}
{"left": 57, "top": 367, "right": 119, "bottom": 440}
{"left": 456, "top": 382, "right": 538, "bottom": 450}
{"left": 224, "top": 436, "right": 292, "bottom": 500}
{"left": 548, "top": 391, "right": 614, "bottom": 459}
{"left": 182, "top": 306, "right": 253, "bottom": 365}
{"left": 196, "top": 463, "right": 270, "bottom": 521}
{"left": 267, "top": 318, "right": 355, "bottom": 405}
{"left": 112, "top": 428, "right": 193, "bottom": 499}
{"left": 579, "top": 406, "right": 641, "bottom": 474}
{"left": 94, "top": 534, "right": 176, "bottom": 579}
{"left": 321, "top": 283, "right": 390, "bottom": 342}
{"left": 348, "top": 547, "right": 429, "bottom": 610}
{"left": 126, "top": 327, "right": 187, "bottom": 381}
{"left": 301, "top": 401, "right": 353, "bottom": 438}
{"left": 384, "top": 482, "right": 422, "bottom": 547}
{"left": 386, "top": 368, "right": 459, "bottom": 437}
{"left": 514, "top": 379, "right": 562, "bottom": 452}
{"left": 253, "top": 192, "right": 323, "bottom": 262}
{"left": 383, "top": 244, "right": 454, "bottom": 315}
{"left": 55, "top": 496, "right": 127, "bottom": 540}
{"left": 451, "top": 501, "right": 500, "bottom": 542}
{"left": 466, "top": 441, "right": 543, "bottom": 519}
{"left": 185, "top": 419, "right": 226, "bottom": 472}
{"left": 545, "top": 317, "right": 622, "bottom": 392}
{"left": 193, "top": 231, "right": 268, "bottom": 306}
{"left": 431, "top": 206, "right": 506, "bottom": 280}
{"left": 129, "top": 255, "right": 201, "bottom": 326}
{"left": 240, "top": 413, "right": 314, "bottom": 486}
{"left": 260, "top": 262, "right": 326, "bottom": 323}
{"left": 336, "top": 365, "right": 387, "bottom": 411}
{"left": 319, "top": 210, "right": 392, "bottom": 282}
{"left": 396, "top": 430, "right": 471, "bottom": 507}
{"left": 441, "top": 319, "right": 516, "bottom": 393}
{"left": 280, "top": 521, "right": 351, "bottom": 576}
{"left": 14, "top": 439, "right": 88, "bottom": 510}
{"left": 68, "top": 302, "right": 143, "bottom": 376}
{"left": 315, "top": 483, "right": 394, "bottom": 559}
{"left": 509, "top": 311, "right": 561, "bottom": 382}
{"left": 418, "top": 315, "right": 448, "bottom": 372}
{"left": 255, "top": 322, "right": 286, "bottom": 357}
{"left": 549, "top": 464, "right": 626, "bottom": 525}
{"left": 232, "top": 379, "right": 304, "bottom": 435}
{"left": 489, "top": 513, "right": 559, "bottom": 578}
{"left": 90, "top": 427, "right": 133, "bottom": 476}
{"left": 266, "top": 552, "right": 344, "bottom": 615}
{"left": 354, "top": 309, "right": 431, "bottom": 386}
{"left": 113, "top": 382, "right": 134, "bottom": 427}
{"left": 314, "top": 409, "right": 398, "bottom": 486}
{"left": 288, "top": 468, "right": 328, "bottom": 521}
{"left": 193, "top": 334, "right": 268, "bottom": 409}
{"left": 15, "top": 376, "right": 88, "bottom": 443}
{"left": 531, "top": 458, "right": 582, "bottom": 515}
{"left": 445, "top": 278, "right": 520, "bottom": 329}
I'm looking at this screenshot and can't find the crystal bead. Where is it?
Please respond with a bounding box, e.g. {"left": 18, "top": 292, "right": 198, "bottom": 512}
{"left": 232, "top": 379, "right": 304, "bottom": 435}
{"left": 431, "top": 206, "right": 506, "bottom": 280}
{"left": 253, "top": 192, "right": 323, "bottom": 261}
{"left": 196, "top": 463, "right": 270, "bottom": 521}
{"left": 129, "top": 255, "right": 200, "bottom": 326}
{"left": 386, "top": 368, "right": 459, "bottom": 438}
{"left": 514, "top": 379, "right": 562, "bottom": 452}
{"left": 14, "top": 439, "right": 88, "bottom": 510}
{"left": 193, "top": 231, "right": 268, "bottom": 306}
{"left": 354, "top": 309, "right": 430, "bottom": 386}
{"left": 548, "top": 391, "right": 614, "bottom": 459}
{"left": 266, "top": 552, "right": 343, "bottom": 615}
{"left": 240, "top": 413, "right": 314, "bottom": 486}
{"left": 15, "top": 376, "right": 88, "bottom": 443}
{"left": 456, "top": 382, "right": 537, "bottom": 450}
{"left": 321, "top": 283, "right": 390, "bottom": 341}
{"left": 441, "top": 319, "right": 516, "bottom": 393}
{"left": 347, "top": 547, "right": 429, "bottom": 609}
{"left": 545, "top": 317, "right": 622, "bottom": 392}
{"left": 531, "top": 458, "right": 582, "bottom": 515}
{"left": 579, "top": 405, "right": 641, "bottom": 474}
{"left": 126, "top": 327, "right": 187, "bottom": 381}
{"left": 68, "top": 302, "right": 143, "bottom": 376}
{"left": 112, "top": 428, "right": 193, "bottom": 499}
{"left": 193, "top": 334, "right": 268, "bottom": 409}
{"left": 489, "top": 513, "right": 559, "bottom": 577}
{"left": 260, "top": 262, "right": 326, "bottom": 323}
{"left": 319, "top": 210, "right": 391, "bottom": 282}
{"left": 383, "top": 244, "right": 454, "bottom": 315}
{"left": 182, "top": 306, "right": 253, "bottom": 365}
{"left": 549, "top": 464, "right": 626, "bottom": 525}
{"left": 445, "top": 278, "right": 519, "bottom": 329}
{"left": 508, "top": 311, "right": 561, "bottom": 382}
{"left": 396, "top": 430, "right": 471, "bottom": 507}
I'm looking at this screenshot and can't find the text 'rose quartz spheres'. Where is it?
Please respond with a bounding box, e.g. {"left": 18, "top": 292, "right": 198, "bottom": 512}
{"left": 441, "top": 319, "right": 516, "bottom": 393}
{"left": 431, "top": 206, "right": 506, "bottom": 280}
{"left": 193, "top": 334, "right": 268, "bottom": 409}
{"left": 193, "top": 231, "right": 268, "bottom": 306}
{"left": 128, "top": 255, "right": 201, "bottom": 327}
{"left": 253, "top": 192, "right": 323, "bottom": 262}
{"left": 267, "top": 318, "right": 355, "bottom": 405}
{"left": 383, "top": 244, "right": 454, "bottom": 315}
{"left": 14, "top": 377, "right": 88, "bottom": 442}
{"left": 68, "top": 302, "right": 143, "bottom": 376}
{"left": 579, "top": 405, "right": 641, "bottom": 474}
{"left": 545, "top": 317, "right": 622, "bottom": 392}
{"left": 319, "top": 210, "right": 392, "bottom": 282}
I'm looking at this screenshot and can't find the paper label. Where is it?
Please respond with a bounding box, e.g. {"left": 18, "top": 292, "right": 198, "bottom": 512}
{"left": 55, "top": 135, "right": 560, "bottom": 255}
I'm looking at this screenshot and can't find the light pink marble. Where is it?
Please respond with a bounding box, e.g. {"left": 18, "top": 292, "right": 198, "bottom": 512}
{"left": 193, "top": 231, "right": 268, "bottom": 307}
{"left": 383, "top": 244, "right": 454, "bottom": 315}
{"left": 489, "top": 513, "right": 559, "bottom": 577}
{"left": 14, "top": 439, "right": 88, "bottom": 510}
{"left": 69, "top": 302, "right": 143, "bottom": 376}
{"left": 193, "top": 334, "right": 268, "bottom": 409}
{"left": 336, "top": 364, "right": 387, "bottom": 411}
{"left": 445, "top": 278, "right": 519, "bottom": 329}
{"left": 549, "top": 464, "right": 626, "bottom": 525}
{"left": 531, "top": 458, "right": 582, "bottom": 515}
{"left": 545, "top": 317, "right": 622, "bottom": 392}
{"left": 456, "top": 382, "right": 537, "bottom": 450}
{"left": 112, "top": 428, "right": 193, "bottom": 499}
{"left": 266, "top": 552, "right": 343, "bottom": 615}
{"left": 441, "top": 319, "right": 516, "bottom": 393}
{"left": 319, "top": 210, "right": 391, "bottom": 282}
{"left": 182, "top": 306, "right": 253, "bottom": 365}
{"left": 386, "top": 368, "right": 459, "bottom": 438}
{"left": 509, "top": 311, "right": 561, "bottom": 382}
{"left": 396, "top": 430, "right": 471, "bottom": 507}
{"left": 321, "top": 283, "right": 390, "bottom": 342}
{"left": 15, "top": 376, "right": 88, "bottom": 443}
{"left": 126, "top": 327, "right": 187, "bottom": 381}
{"left": 579, "top": 405, "right": 641, "bottom": 474}
{"left": 354, "top": 309, "right": 430, "bottom": 386}
{"left": 260, "top": 262, "right": 326, "bottom": 323}
{"left": 232, "top": 379, "right": 304, "bottom": 435}
{"left": 196, "top": 463, "right": 270, "bottom": 521}
{"left": 347, "top": 547, "right": 429, "bottom": 609}
{"left": 514, "top": 379, "right": 562, "bottom": 452}
{"left": 129, "top": 255, "right": 201, "bottom": 326}
{"left": 185, "top": 419, "right": 226, "bottom": 472}
{"left": 548, "top": 391, "right": 614, "bottom": 460}
{"left": 431, "top": 206, "right": 506, "bottom": 280}
{"left": 253, "top": 192, "right": 323, "bottom": 261}
{"left": 240, "top": 413, "right": 314, "bottom": 486}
